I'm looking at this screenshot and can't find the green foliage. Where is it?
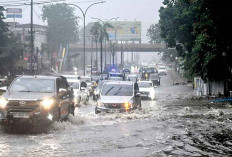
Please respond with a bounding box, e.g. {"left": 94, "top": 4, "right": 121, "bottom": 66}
{"left": 0, "top": 6, "right": 9, "bottom": 47}
{"left": 146, "top": 23, "right": 163, "bottom": 44}
{"left": 42, "top": 3, "right": 79, "bottom": 52}
{"left": 90, "top": 22, "right": 113, "bottom": 42}
{"left": 159, "top": 0, "right": 232, "bottom": 81}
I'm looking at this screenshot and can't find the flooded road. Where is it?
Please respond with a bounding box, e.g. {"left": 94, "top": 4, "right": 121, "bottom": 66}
{"left": 1, "top": 74, "right": 232, "bottom": 157}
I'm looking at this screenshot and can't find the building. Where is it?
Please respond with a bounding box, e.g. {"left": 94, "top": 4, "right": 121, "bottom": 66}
{"left": 7, "top": 22, "right": 47, "bottom": 51}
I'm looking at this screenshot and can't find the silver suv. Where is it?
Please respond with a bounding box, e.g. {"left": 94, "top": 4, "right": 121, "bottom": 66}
{"left": 95, "top": 81, "right": 141, "bottom": 114}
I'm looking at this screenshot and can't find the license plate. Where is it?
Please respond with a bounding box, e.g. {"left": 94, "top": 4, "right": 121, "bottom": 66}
{"left": 108, "top": 109, "right": 120, "bottom": 113}
{"left": 13, "top": 112, "right": 30, "bottom": 118}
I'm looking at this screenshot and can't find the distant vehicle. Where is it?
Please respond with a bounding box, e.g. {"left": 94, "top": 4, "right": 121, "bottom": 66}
{"left": 158, "top": 66, "right": 167, "bottom": 75}
{"left": 123, "top": 68, "right": 130, "bottom": 73}
{"left": 70, "top": 81, "right": 89, "bottom": 106}
{"left": 92, "top": 80, "right": 110, "bottom": 100}
{"left": 0, "top": 75, "right": 75, "bottom": 126}
{"left": 138, "top": 80, "right": 156, "bottom": 100}
{"left": 80, "top": 76, "right": 92, "bottom": 95}
{"left": 95, "top": 81, "right": 141, "bottom": 114}
{"left": 0, "top": 86, "right": 7, "bottom": 96}
{"left": 91, "top": 75, "right": 102, "bottom": 82}
{"left": 62, "top": 75, "right": 80, "bottom": 84}
{"left": 150, "top": 73, "right": 161, "bottom": 85}
{"left": 108, "top": 72, "right": 125, "bottom": 80}
{"left": 127, "top": 74, "right": 138, "bottom": 83}
{"left": 140, "top": 67, "right": 156, "bottom": 80}
{"left": 92, "top": 67, "right": 101, "bottom": 75}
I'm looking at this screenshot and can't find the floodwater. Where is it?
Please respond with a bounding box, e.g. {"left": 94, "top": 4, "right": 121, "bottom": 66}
{"left": 1, "top": 74, "right": 232, "bottom": 157}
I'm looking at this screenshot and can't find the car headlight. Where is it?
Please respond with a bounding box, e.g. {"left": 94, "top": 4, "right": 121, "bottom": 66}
{"left": 0, "top": 97, "right": 8, "bottom": 109}
{"left": 124, "top": 101, "right": 133, "bottom": 110}
{"left": 97, "top": 101, "right": 104, "bottom": 107}
{"left": 41, "top": 98, "right": 54, "bottom": 110}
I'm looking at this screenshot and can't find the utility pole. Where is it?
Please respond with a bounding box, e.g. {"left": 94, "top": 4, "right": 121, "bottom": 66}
{"left": 30, "top": 0, "right": 34, "bottom": 74}
{"left": 121, "top": 40, "right": 123, "bottom": 68}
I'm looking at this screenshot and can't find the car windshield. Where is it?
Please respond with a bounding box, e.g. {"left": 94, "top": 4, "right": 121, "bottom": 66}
{"left": 159, "top": 66, "right": 166, "bottom": 69}
{"left": 70, "top": 82, "right": 80, "bottom": 89}
{"left": 128, "top": 76, "right": 137, "bottom": 81}
{"left": 9, "top": 78, "right": 55, "bottom": 93}
{"left": 150, "top": 74, "right": 159, "bottom": 78}
{"left": 91, "top": 76, "right": 100, "bottom": 81}
{"left": 138, "top": 82, "right": 152, "bottom": 88}
{"left": 81, "top": 77, "right": 91, "bottom": 83}
{"left": 65, "top": 76, "right": 77, "bottom": 80}
{"left": 101, "top": 84, "right": 133, "bottom": 96}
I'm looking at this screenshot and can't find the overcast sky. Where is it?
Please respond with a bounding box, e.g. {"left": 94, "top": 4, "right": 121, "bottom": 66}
{"left": 3, "top": 0, "right": 164, "bottom": 43}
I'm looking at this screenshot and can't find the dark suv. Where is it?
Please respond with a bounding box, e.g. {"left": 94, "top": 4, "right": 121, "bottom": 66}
{"left": 0, "top": 75, "right": 75, "bottom": 125}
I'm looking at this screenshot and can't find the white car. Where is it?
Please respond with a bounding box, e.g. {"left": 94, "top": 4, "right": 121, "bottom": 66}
{"left": 63, "top": 75, "right": 89, "bottom": 106}
{"left": 70, "top": 81, "right": 89, "bottom": 106}
{"left": 62, "top": 75, "right": 80, "bottom": 83}
{"left": 137, "top": 81, "right": 156, "bottom": 100}
{"left": 157, "top": 66, "right": 167, "bottom": 75}
{"left": 80, "top": 76, "right": 92, "bottom": 94}
{"left": 95, "top": 81, "right": 141, "bottom": 114}
{"left": 127, "top": 75, "right": 138, "bottom": 82}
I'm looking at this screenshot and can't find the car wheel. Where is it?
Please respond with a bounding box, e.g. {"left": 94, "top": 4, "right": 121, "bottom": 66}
{"left": 95, "top": 107, "right": 100, "bottom": 114}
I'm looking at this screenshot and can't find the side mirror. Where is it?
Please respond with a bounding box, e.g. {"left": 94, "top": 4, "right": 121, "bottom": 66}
{"left": 135, "top": 92, "right": 141, "bottom": 97}
{"left": 59, "top": 88, "right": 67, "bottom": 93}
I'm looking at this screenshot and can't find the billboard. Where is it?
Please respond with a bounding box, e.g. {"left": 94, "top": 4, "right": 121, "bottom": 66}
{"left": 107, "top": 21, "right": 141, "bottom": 41}
{"left": 6, "top": 8, "right": 22, "bottom": 18}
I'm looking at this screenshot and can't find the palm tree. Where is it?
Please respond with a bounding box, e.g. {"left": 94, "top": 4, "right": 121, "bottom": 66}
{"left": 90, "top": 22, "right": 113, "bottom": 73}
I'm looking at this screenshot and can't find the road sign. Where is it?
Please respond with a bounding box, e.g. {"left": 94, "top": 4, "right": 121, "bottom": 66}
{"left": 6, "top": 8, "right": 22, "bottom": 18}
{"left": 6, "top": 8, "right": 22, "bottom": 13}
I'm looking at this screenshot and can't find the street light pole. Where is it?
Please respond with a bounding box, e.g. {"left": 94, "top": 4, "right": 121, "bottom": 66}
{"left": 30, "top": 0, "right": 34, "bottom": 74}
{"left": 67, "top": 1, "right": 105, "bottom": 76}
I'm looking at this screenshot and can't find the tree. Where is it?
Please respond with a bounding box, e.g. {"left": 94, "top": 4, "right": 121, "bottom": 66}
{"left": 90, "top": 22, "right": 113, "bottom": 72}
{"left": 159, "top": 0, "right": 232, "bottom": 81}
{"left": 42, "top": 3, "right": 79, "bottom": 52}
{"left": 146, "top": 23, "right": 163, "bottom": 44}
{"left": 0, "top": 6, "right": 9, "bottom": 47}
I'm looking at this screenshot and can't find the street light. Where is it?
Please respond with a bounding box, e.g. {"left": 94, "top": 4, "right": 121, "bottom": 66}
{"left": 91, "top": 17, "right": 119, "bottom": 73}
{"left": 67, "top": 1, "right": 105, "bottom": 76}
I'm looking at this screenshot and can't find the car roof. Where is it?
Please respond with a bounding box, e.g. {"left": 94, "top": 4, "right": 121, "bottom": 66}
{"left": 128, "top": 75, "right": 137, "bottom": 77}
{"left": 63, "top": 75, "right": 78, "bottom": 77}
{"left": 81, "top": 76, "right": 91, "bottom": 78}
{"left": 105, "top": 81, "right": 134, "bottom": 85}
{"left": 138, "top": 80, "right": 152, "bottom": 83}
{"left": 16, "top": 75, "right": 61, "bottom": 80}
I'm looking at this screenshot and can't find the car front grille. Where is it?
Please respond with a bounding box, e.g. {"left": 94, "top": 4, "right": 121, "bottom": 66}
{"left": 6, "top": 100, "right": 41, "bottom": 112}
{"left": 104, "top": 103, "right": 124, "bottom": 109}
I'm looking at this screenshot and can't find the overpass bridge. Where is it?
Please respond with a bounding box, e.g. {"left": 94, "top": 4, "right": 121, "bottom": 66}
{"left": 69, "top": 43, "right": 167, "bottom": 53}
